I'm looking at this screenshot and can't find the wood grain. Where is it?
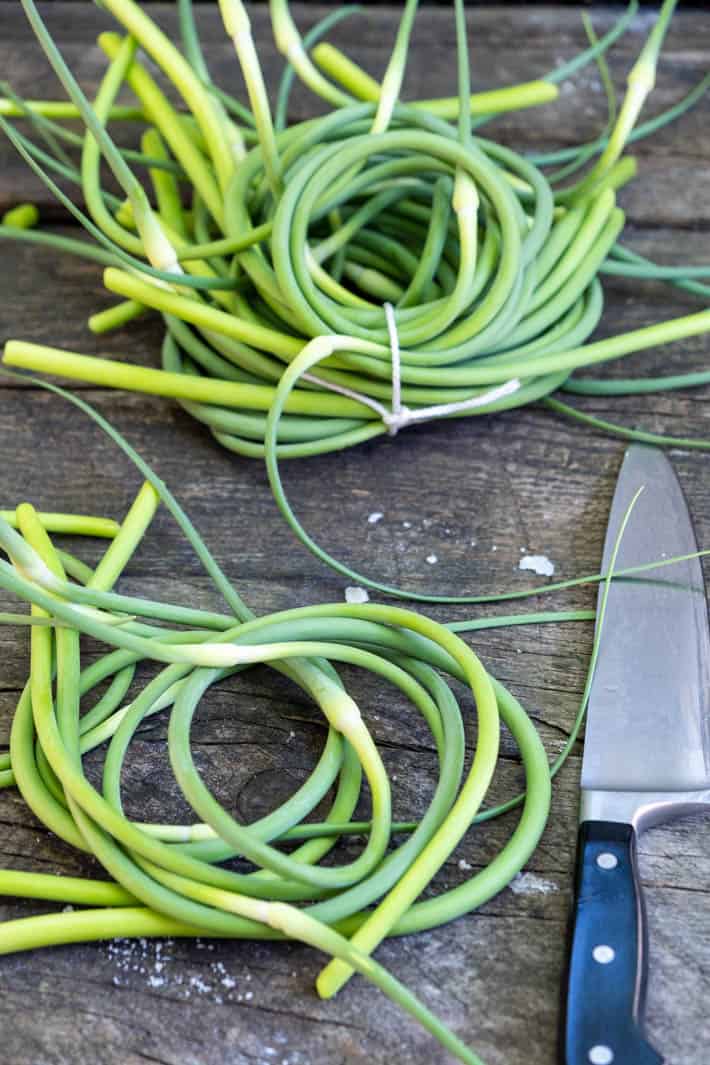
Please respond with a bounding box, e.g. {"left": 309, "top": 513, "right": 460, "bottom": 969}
{"left": 1, "top": 5, "right": 709, "bottom": 1065}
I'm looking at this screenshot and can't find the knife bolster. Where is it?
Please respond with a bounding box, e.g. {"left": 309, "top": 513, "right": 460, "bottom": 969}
{"left": 581, "top": 789, "right": 710, "bottom": 830}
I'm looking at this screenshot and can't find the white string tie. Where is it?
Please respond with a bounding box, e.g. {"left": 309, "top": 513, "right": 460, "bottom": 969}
{"left": 383, "top": 301, "right": 408, "bottom": 435}
{"left": 382, "top": 303, "right": 521, "bottom": 435}
{"left": 302, "top": 305, "right": 522, "bottom": 435}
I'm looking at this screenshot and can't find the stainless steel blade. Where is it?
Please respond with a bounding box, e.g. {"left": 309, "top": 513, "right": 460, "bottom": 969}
{"left": 581, "top": 445, "right": 710, "bottom": 807}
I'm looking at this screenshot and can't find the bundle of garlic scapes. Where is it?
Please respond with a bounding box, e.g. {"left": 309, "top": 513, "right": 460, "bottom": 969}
{"left": 1, "top": 0, "right": 709, "bottom": 464}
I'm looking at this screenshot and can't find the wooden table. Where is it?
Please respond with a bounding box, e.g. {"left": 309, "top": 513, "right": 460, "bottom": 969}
{"left": 1, "top": 5, "right": 709, "bottom": 1063}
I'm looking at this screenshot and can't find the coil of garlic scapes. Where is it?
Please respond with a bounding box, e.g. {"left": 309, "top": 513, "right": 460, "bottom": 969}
{"left": 0, "top": 369, "right": 682, "bottom": 1062}
{"left": 0, "top": 377, "right": 608, "bottom": 1065}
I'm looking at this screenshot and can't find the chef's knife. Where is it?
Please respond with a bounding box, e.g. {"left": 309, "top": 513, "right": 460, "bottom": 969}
{"left": 563, "top": 444, "right": 710, "bottom": 1065}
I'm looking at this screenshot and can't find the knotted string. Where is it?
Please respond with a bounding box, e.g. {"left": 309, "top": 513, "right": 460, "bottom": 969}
{"left": 304, "top": 304, "right": 521, "bottom": 436}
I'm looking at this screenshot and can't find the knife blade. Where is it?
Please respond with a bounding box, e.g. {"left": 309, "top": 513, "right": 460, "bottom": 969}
{"left": 563, "top": 444, "right": 710, "bottom": 1065}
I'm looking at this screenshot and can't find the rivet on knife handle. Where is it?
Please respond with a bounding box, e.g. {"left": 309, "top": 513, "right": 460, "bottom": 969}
{"left": 563, "top": 821, "right": 664, "bottom": 1065}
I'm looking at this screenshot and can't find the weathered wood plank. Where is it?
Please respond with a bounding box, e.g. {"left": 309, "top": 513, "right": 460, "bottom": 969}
{"left": 1, "top": 5, "right": 709, "bottom": 223}
{"left": 3, "top": 223, "right": 710, "bottom": 380}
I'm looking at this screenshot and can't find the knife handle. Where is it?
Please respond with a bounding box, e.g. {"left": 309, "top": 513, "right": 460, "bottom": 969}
{"left": 562, "top": 820, "right": 664, "bottom": 1065}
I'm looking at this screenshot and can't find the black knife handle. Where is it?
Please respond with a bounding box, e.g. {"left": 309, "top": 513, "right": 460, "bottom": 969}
{"left": 563, "top": 821, "right": 663, "bottom": 1065}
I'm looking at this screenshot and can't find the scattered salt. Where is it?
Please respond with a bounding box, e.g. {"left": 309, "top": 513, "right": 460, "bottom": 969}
{"left": 426, "top": 554, "right": 438, "bottom": 565}
{"left": 189, "top": 975, "right": 210, "bottom": 994}
{"left": 510, "top": 872, "right": 558, "bottom": 896}
{"left": 519, "top": 554, "right": 555, "bottom": 577}
{"left": 402, "top": 521, "right": 412, "bottom": 529}
{"left": 345, "top": 586, "right": 369, "bottom": 604}
{"left": 367, "top": 512, "right": 383, "bottom": 524}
